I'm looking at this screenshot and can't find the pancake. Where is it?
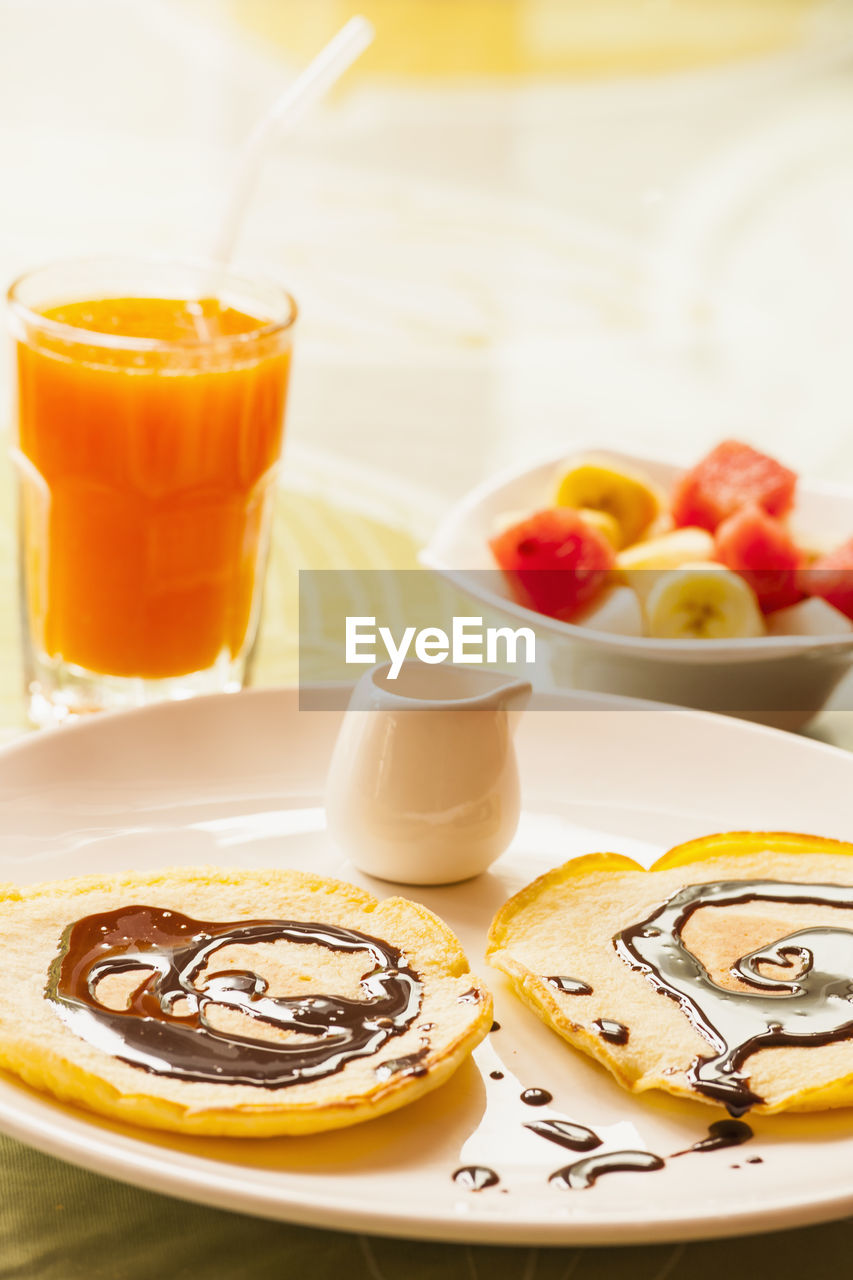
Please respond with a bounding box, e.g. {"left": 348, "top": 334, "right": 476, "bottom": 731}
{"left": 0, "top": 867, "right": 492, "bottom": 1136}
{"left": 487, "top": 832, "right": 853, "bottom": 1114}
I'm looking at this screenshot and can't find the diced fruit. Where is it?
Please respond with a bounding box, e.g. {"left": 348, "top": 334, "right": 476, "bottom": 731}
{"left": 639, "top": 510, "right": 675, "bottom": 541}
{"left": 572, "top": 585, "right": 644, "bottom": 636}
{"left": 490, "top": 507, "right": 615, "bottom": 622}
{"left": 714, "top": 505, "right": 803, "bottom": 613}
{"left": 671, "top": 440, "right": 797, "bottom": 532}
{"left": 616, "top": 527, "right": 715, "bottom": 600}
{"left": 554, "top": 456, "right": 663, "bottom": 548}
{"left": 766, "top": 598, "right": 853, "bottom": 638}
{"left": 798, "top": 538, "right": 853, "bottom": 619}
{"left": 644, "top": 564, "right": 765, "bottom": 640}
{"left": 577, "top": 507, "right": 622, "bottom": 549}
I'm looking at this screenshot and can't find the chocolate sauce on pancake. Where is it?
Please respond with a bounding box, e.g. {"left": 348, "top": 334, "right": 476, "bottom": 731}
{"left": 546, "top": 976, "right": 593, "bottom": 996}
{"left": 374, "top": 1046, "right": 430, "bottom": 1081}
{"left": 593, "top": 1019, "right": 629, "bottom": 1045}
{"left": 614, "top": 879, "right": 853, "bottom": 1113}
{"left": 46, "top": 906, "right": 423, "bottom": 1088}
{"left": 549, "top": 1150, "right": 664, "bottom": 1189}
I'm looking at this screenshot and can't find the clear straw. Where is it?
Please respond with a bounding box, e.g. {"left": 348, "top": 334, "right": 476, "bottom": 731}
{"left": 211, "top": 15, "right": 374, "bottom": 272}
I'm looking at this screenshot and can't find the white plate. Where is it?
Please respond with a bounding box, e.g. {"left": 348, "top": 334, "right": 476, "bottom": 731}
{"left": 0, "top": 688, "right": 852, "bottom": 1245}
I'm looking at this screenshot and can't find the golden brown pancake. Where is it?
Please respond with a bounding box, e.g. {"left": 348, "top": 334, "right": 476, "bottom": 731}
{"left": 0, "top": 867, "right": 492, "bottom": 1136}
{"left": 488, "top": 832, "right": 853, "bottom": 1114}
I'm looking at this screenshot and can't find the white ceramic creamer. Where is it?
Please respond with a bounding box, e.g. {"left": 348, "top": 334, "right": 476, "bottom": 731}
{"left": 324, "top": 662, "right": 531, "bottom": 884}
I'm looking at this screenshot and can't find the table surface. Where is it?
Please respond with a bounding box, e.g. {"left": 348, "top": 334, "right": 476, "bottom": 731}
{"left": 0, "top": 0, "right": 852, "bottom": 1273}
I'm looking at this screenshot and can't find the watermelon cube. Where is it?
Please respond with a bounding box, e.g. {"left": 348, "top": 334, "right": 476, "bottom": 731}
{"left": 798, "top": 538, "right": 853, "bottom": 620}
{"left": 672, "top": 440, "right": 797, "bottom": 532}
{"left": 490, "top": 507, "right": 615, "bottom": 622}
{"left": 714, "top": 505, "right": 803, "bottom": 613}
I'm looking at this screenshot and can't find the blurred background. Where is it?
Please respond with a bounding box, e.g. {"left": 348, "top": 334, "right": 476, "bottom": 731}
{"left": 3, "top": 0, "right": 853, "bottom": 527}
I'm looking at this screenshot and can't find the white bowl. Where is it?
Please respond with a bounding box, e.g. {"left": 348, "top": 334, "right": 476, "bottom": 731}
{"left": 421, "top": 448, "right": 853, "bottom": 727}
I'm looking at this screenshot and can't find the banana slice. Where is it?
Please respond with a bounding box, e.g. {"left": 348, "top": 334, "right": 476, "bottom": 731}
{"left": 645, "top": 564, "right": 765, "bottom": 640}
{"left": 577, "top": 507, "right": 622, "bottom": 549}
{"left": 572, "top": 585, "right": 644, "bottom": 636}
{"left": 766, "top": 598, "right": 853, "bottom": 638}
{"left": 554, "top": 456, "right": 663, "bottom": 548}
{"left": 639, "top": 510, "right": 675, "bottom": 541}
{"left": 616, "top": 527, "right": 715, "bottom": 600}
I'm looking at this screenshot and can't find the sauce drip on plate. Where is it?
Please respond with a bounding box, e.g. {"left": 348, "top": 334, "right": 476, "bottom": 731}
{"left": 453, "top": 1166, "right": 500, "bottom": 1191}
{"left": 673, "top": 1119, "right": 753, "bottom": 1156}
{"left": 520, "top": 1087, "right": 552, "bottom": 1107}
{"left": 549, "top": 1150, "right": 664, "bottom": 1190}
{"left": 524, "top": 1119, "right": 602, "bottom": 1153}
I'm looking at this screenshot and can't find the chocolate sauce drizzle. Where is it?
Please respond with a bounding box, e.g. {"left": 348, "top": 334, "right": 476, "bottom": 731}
{"left": 374, "top": 1046, "right": 430, "bottom": 1082}
{"left": 46, "top": 906, "right": 423, "bottom": 1089}
{"left": 549, "top": 1150, "right": 664, "bottom": 1189}
{"left": 614, "top": 879, "right": 853, "bottom": 1113}
{"left": 453, "top": 1166, "right": 500, "bottom": 1191}
{"left": 520, "top": 1087, "right": 553, "bottom": 1107}
{"left": 546, "top": 976, "right": 593, "bottom": 996}
{"left": 459, "top": 1075, "right": 764, "bottom": 1192}
{"left": 524, "top": 1119, "right": 602, "bottom": 1153}
{"left": 673, "top": 1119, "right": 753, "bottom": 1157}
{"left": 593, "top": 1019, "right": 629, "bottom": 1045}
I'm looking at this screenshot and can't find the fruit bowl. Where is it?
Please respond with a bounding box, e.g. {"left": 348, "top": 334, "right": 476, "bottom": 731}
{"left": 421, "top": 448, "right": 853, "bottom": 728}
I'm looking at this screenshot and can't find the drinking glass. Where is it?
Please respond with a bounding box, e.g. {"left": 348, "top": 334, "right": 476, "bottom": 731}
{"left": 8, "top": 258, "right": 297, "bottom": 725}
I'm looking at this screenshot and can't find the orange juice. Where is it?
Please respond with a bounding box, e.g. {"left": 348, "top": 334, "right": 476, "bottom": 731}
{"left": 12, "top": 285, "right": 294, "bottom": 694}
